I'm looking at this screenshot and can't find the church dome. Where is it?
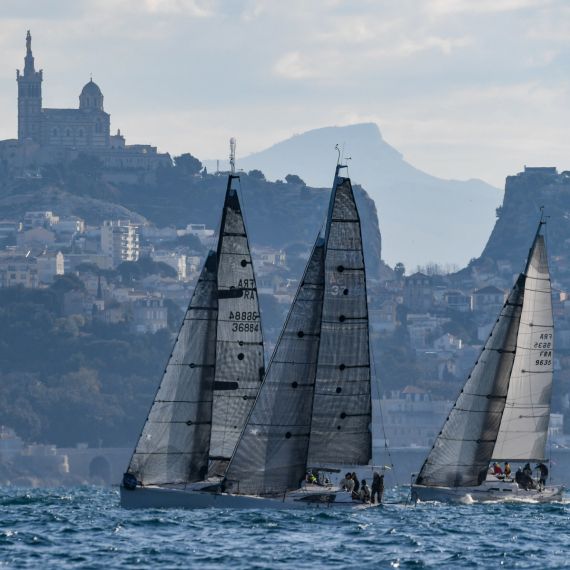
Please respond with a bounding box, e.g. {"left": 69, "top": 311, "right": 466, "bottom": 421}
{"left": 81, "top": 79, "right": 102, "bottom": 96}
{"left": 79, "top": 79, "right": 104, "bottom": 110}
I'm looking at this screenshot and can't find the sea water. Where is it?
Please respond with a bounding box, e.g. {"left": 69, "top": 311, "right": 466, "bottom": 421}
{"left": 0, "top": 487, "right": 568, "bottom": 569}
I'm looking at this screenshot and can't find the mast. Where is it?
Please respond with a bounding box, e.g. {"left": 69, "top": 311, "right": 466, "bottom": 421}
{"left": 492, "top": 219, "right": 553, "bottom": 462}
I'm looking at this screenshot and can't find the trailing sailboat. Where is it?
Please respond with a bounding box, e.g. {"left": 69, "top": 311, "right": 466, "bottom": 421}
{"left": 121, "top": 140, "right": 265, "bottom": 503}
{"left": 223, "top": 162, "right": 373, "bottom": 504}
{"left": 412, "top": 218, "right": 563, "bottom": 503}
{"left": 121, "top": 160, "right": 378, "bottom": 509}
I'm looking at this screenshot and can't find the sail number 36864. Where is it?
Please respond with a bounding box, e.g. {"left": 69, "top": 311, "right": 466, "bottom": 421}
{"left": 229, "top": 311, "right": 259, "bottom": 332}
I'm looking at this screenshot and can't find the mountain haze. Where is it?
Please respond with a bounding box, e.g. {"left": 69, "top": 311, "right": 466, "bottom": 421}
{"left": 209, "top": 124, "right": 502, "bottom": 270}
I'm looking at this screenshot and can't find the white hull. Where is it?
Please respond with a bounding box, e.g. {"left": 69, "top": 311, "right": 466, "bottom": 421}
{"left": 411, "top": 480, "right": 564, "bottom": 504}
{"left": 120, "top": 484, "right": 377, "bottom": 510}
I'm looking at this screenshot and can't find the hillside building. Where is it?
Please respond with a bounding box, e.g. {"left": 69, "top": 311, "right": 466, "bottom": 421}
{"left": 1, "top": 31, "right": 171, "bottom": 180}
{"left": 101, "top": 220, "right": 140, "bottom": 266}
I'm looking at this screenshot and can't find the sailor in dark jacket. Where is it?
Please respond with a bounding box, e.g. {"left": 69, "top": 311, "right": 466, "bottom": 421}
{"left": 371, "top": 472, "right": 384, "bottom": 504}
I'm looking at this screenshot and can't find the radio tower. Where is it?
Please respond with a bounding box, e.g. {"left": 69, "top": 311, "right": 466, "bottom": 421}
{"left": 229, "top": 137, "right": 236, "bottom": 174}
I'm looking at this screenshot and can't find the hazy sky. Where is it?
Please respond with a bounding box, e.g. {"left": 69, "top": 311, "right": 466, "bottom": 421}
{"left": 0, "top": 0, "right": 569, "bottom": 187}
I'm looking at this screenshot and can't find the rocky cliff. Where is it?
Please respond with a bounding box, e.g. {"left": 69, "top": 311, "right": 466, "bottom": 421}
{"left": 476, "top": 166, "right": 570, "bottom": 285}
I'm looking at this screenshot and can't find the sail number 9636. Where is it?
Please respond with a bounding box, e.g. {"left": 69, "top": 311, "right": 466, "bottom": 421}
{"left": 229, "top": 311, "right": 259, "bottom": 332}
{"left": 534, "top": 333, "right": 553, "bottom": 367}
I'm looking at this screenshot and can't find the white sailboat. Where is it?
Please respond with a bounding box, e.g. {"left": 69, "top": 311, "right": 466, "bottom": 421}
{"left": 122, "top": 160, "right": 380, "bottom": 509}
{"left": 412, "top": 219, "right": 564, "bottom": 503}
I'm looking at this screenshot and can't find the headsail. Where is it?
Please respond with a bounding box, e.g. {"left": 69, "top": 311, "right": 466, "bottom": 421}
{"left": 307, "top": 171, "right": 372, "bottom": 467}
{"left": 492, "top": 228, "right": 553, "bottom": 462}
{"left": 415, "top": 279, "right": 525, "bottom": 487}
{"left": 224, "top": 241, "right": 325, "bottom": 495}
{"left": 126, "top": 252, "right": 218, "bottom": 485}
{"left": 208, "top": 175, "right": 265, "bottom": 477}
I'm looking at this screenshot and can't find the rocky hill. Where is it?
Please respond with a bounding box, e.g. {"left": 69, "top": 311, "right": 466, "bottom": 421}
{"left": 0, "top": 159, "right": 385, "bottom": 281}
{"left": 474, "top": 167, "right": 570, "bottom": 286}
{"left": 206, "top": 123, "right": 502, "bottom": 270}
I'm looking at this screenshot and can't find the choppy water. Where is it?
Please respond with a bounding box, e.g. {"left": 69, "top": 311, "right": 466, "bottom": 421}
{"left": 0, "top": 487, "right": 568, "bottom": 569}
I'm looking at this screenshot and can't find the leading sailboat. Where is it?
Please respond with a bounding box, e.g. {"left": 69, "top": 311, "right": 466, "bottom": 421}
{"left": 121, "top": 140, "right": 265, "bottom": 506}
{"left": 122, "top": 160, "right": 377, "bottom": 509}
{"left": 412, "top": 218, "right": 563, "bottom": 503}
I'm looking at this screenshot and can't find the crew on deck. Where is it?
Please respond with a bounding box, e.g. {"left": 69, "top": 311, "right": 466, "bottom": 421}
{"left": 340, "top": 472, "right": 355, "bottom": 493}
{"left": 536, "top": 462, "right": 549, "bottom": 490}
{"left": 491, "top": 462, "right": 503, "bottom": 477}
{"left": 359, "top": 479, "right": 371, "bottom": 503}
{"left": 371, "top": 472, "right": 384, "bottom": 504}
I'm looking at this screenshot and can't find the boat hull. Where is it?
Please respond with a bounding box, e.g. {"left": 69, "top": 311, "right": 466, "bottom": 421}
{"left": 411, "top": 481, "right": 564, "bottom": 504}
{"left": 120, "top": 485, "right": 377, "bottom": 510}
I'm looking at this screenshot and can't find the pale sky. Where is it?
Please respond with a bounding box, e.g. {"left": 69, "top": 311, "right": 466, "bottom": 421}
{"left": 0, "top": 0, "right": 569, "bottom": 187}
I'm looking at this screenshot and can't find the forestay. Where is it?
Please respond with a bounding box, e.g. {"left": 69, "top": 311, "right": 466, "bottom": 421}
{"left": 126, "top": 252, "right": 218, "bottom": 485}
{"left": 208, "top": 177, "right": 265, "bottom": 477}
{"left": 493, "top": 232, "right": 553, "bottom": 462}
{"left": 416, "top": 278, "right": 525, "bottom": 487}
{"left": 307, "top": 175, "right": 372, "bottom": 467}
{"left": 224, "top": 241, "right": 325, "bottom": 495}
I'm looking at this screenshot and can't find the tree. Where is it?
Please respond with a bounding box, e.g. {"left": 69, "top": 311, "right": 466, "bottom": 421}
{"left": 174, "top": 153, "right": 203, "bottom": 176}
{"left": 248, "top": 169, "right": 265, "bottom": 181}
{"left": 285, "top": 174, "right": 306, "bottom": 186}
{"left": 394, "top": 262, "right": 406, "bottom": 280}
{"left": 51, "top": 274, "right": 86, "bottom": 294}
{"left": 117, "top": 257, "right": 177, "bottom": 283}
{"left": 69, "top": 153, "right": 104, "bottom": 180}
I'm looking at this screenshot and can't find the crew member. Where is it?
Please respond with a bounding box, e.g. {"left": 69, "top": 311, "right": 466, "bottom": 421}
{"left": 340, "top": 472, "right": 354, "bottom": 493}
{"left": 359, "top": 479, "right": 371, "bottom": 503}
{"left": 371, "top": 472, "right": 384, "bottom": 504}
{"left": 536, "top": 462, "right": 549, "bottom": 491}
{"left": 492, "top": 462, "right": 503, "bottom": 476}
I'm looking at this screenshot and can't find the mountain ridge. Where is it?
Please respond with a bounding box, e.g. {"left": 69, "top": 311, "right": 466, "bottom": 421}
{"left": 205, "top": 123, "right": 502, "bottom": 270}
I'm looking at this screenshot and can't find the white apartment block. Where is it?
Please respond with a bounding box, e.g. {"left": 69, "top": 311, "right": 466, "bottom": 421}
{"left": 101, "top": 220, "right": 140, "bottom": 267}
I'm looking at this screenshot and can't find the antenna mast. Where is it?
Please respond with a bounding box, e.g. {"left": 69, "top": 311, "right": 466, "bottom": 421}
{"left": 229, "top": 137, "right": 236, "bottom": 174}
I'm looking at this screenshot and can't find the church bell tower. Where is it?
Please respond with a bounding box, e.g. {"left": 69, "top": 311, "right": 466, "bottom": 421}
{"left": 17, "top": 30, "right": 43, "bottom": 143}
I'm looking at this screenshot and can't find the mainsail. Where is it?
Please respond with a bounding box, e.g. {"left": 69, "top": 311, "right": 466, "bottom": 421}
{"left": 126, "top": 174, "right": 263, "bottom": 486}
{"left": 208, "top": 176, "right": 265, "bottom": 477}
{"left": 307, "top": 175, "right": 372, "bottom": 466}
{"left": 492, "top": 231, "right": 553, "bottom": 462}
{"left": 225, "top": 165, "right": 372, "bottom": 495}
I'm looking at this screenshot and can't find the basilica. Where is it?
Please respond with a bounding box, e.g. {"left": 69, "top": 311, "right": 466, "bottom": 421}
{"left": 18, "top": 31, "right": 111, "bottom": 149}
{"left": 2, "top": 31, "right": 170, "bottom": 181}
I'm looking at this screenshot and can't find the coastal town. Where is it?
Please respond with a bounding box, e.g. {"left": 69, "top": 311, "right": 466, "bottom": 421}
{"left": 2, "top": 189, "right": 570, "bottom": 486}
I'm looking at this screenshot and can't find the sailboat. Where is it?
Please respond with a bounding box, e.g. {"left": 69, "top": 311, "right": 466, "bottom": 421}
{"left": 120, "top": 140, "right": 265, "bottom": 507}
{"left": 121, "top": 160, "right": 378, "bottom": 509}
{"left": 411, "top": 218, "right": 564, "bottom": 503}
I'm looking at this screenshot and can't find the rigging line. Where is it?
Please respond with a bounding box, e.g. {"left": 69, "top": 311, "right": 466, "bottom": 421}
{"left": 369, "top": 333, "right": 395, "bottom": 481}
